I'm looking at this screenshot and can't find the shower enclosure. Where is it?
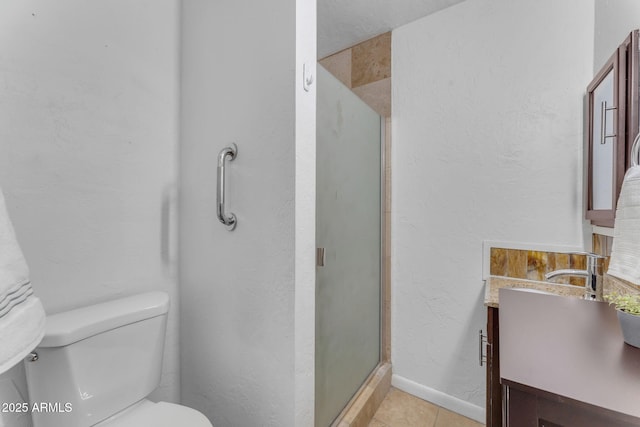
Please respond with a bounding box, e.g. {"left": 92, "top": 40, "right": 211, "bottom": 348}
{"left": 315, "top": 66, "right": 383, "bottom": 426}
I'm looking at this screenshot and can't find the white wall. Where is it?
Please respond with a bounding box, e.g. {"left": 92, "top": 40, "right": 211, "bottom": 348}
{"left": 391, "top": 0, "right": 594, "bottom": 421}
{"left": 594, "top": 0, "right": 640, "bottom": 72}
{"left": 179, "top": 0, "right": 316, "bottom": 425}
{"left": 0, "top": 2, "right": 181, "bottom": 426}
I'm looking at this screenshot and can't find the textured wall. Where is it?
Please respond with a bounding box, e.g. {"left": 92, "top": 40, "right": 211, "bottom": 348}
{"left": 179, "top": 0, "right": 316, "bottom": 425}
{"left": 317, "top": 0, "right": 465, "bottom": 58}
{"left": 391, "top": 0, "right": 594, "bottom": 421}
{"left": 0, "top": 2, "right": 181, "bottom": 426}
{"left": 594, "top": 0, "right": 640, "bottom": 73}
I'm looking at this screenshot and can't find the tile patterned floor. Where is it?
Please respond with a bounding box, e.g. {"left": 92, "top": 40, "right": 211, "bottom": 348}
{"left": 368, "top": 388, "right": 484, "bottom": 427}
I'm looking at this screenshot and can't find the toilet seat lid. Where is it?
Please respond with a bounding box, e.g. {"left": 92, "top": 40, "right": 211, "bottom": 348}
{"left": 95, "top": 400, "right": 212, "bottom": 427}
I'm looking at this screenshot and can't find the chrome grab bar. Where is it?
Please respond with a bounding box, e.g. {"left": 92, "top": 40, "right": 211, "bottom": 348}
{"left": 217, "top": 143, "right": 237, "bottom": 231}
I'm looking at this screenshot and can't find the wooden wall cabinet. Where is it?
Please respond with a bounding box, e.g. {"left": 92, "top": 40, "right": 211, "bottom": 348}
{"left": 586, "top": 30, "right": 639, "bottom": 227}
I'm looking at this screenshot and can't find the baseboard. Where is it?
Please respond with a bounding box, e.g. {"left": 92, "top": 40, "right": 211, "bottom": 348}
{"left": 391, "top": 374, "right": 485, "bottom": 423}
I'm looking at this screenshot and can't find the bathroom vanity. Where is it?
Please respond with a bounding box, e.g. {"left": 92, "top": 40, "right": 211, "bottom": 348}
{"left": 483, "top": 278, "right": 586, "bottom": 427}
{"left": 499, "top": 288, "right": 640, "bottom": 427}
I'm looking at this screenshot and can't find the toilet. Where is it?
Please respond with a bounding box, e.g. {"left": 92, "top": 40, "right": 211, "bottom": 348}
{"left": 24, "top": 291, "right": 212, "bottom": 427}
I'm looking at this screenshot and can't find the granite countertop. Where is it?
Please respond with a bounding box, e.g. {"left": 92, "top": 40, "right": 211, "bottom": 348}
{"left": 484, "top": 276, "right": 584, "bottom": 307}
{"left": 499, "top": 287, "right": 640, "bottom": 419}
{"left": 485, "top": 274, "right": 640, "bottom": 308}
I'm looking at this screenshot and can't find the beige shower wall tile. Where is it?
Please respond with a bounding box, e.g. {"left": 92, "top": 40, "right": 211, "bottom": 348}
{"left": 352, "top": 77, "right": 391, "bottom": 117}
{"left": 338, "top": 364, "right": 391, "bottom": 427}
{"left": 384, "top": 117, "right": 392, "bottom": 168}
{"left": 352, "top": 32, "right": 391, "bottom": 88}
{"left": 384, "top": 118, "right": 392, "bottom": 215}
{"left": 384, "top": 168, "right": 391, "bottom": 212}
{"left": 320, "top": 33, "right": 391, "bottom": 116}
{"left": 319, "top": 48, "right": 352, "bottom": 88}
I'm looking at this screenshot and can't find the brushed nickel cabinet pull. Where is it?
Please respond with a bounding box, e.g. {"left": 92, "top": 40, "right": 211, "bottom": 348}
{"left": 479, "top": 329, "right": 488, "bottom": 366}
{"left": 600, "top": 100, "right": 617, "bottom": 144}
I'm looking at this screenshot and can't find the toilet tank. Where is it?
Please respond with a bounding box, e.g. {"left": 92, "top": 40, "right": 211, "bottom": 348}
{"left": 24, "top": 292, "right": 169, "bottom": 427}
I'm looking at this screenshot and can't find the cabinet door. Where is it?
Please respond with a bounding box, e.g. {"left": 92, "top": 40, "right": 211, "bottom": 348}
{"left": 622, "top": 30, "right": 639, "bottom": 169}
{"left": 586, "top": 30, "right": 639, "bottom": 227}
{"left": 586, "top": 50, "right": 624, "bottom": 227}
{"left": 486, "top": 307, "right": 502, "bottom": 427}
{"left": 504, "top": 386, "right": 537, "bottom": 427}
{"left": 504, "top": 384, "right": 640, "bottom": 427}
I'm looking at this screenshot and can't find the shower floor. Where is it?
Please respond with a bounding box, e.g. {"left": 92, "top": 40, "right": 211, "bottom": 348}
{"left": 368, "top": 388, "right": 484, "bottom": 427}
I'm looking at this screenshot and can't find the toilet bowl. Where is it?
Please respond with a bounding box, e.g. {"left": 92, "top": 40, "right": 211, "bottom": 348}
{"left": 24, "top": 292, "right": 212, "bottom": 427}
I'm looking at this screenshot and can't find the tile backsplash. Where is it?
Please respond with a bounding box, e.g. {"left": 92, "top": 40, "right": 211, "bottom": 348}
{"left": 490, "top": 248, "right": 584, "bottom": 285}
{"left": 490, "top": 234, "right": 613, "bottom": 286}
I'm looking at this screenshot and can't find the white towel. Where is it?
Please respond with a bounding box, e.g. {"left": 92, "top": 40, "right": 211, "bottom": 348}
{"left": 608, "top": 165, "right": 640, "bottom": 285}
{"left": 0, "top": 187, "right": 45, "bottom": 374}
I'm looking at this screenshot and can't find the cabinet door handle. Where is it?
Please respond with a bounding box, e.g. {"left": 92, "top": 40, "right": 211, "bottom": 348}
{"left": 479, "top": 329, "right": 487, "bottom": 366}
{"left": 316, "top": 247, "right": 325, "bottom": 267}
{"left": 600, "top": 100, "right": 617, "bottom": 144}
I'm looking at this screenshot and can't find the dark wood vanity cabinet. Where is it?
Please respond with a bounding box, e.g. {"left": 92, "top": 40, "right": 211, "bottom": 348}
{"left": 485, "top": 307, "right": 501, "bottom": 427}
{"left": 586, "top": 30, "right": 639, "bottom": 227}
{"left": 498, "top": 288, "right": 640, "bottom": 427}
{"left": 503, "top": 382, "right": 640, "bottom": 427}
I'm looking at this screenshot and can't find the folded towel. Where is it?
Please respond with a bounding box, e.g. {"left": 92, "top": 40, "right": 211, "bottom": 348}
{"left": 608, "top": 162, "right": 640, "bottom": 285}
{"left": 0, "top": 187, "right": 45, "bottom": 374}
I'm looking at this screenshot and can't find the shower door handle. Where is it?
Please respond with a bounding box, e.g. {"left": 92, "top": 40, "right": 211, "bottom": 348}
{"left": 316, "top": 248, "right": 325, "bottom": 267}
{"left": 217, "top": 143, "right": 237, "bottom": 231}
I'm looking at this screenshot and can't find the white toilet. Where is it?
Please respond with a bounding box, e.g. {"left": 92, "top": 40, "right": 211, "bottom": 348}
{"left": 24, "top": 291, "right": 212, "bottom": 427}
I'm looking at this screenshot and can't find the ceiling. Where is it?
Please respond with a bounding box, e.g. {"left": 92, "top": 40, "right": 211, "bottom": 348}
{"left": 317, "top": 0, "right": 467, "bottom": 58}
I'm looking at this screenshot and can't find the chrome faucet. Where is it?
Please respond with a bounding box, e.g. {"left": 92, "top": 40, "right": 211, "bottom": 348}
{"left": 544, "top": 253, "right": 605, "bottom": 301}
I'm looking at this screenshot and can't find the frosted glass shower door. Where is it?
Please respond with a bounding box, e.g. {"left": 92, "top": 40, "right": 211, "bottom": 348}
{"left": 315, "top": 66, "right": 381, "bottom": 427}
